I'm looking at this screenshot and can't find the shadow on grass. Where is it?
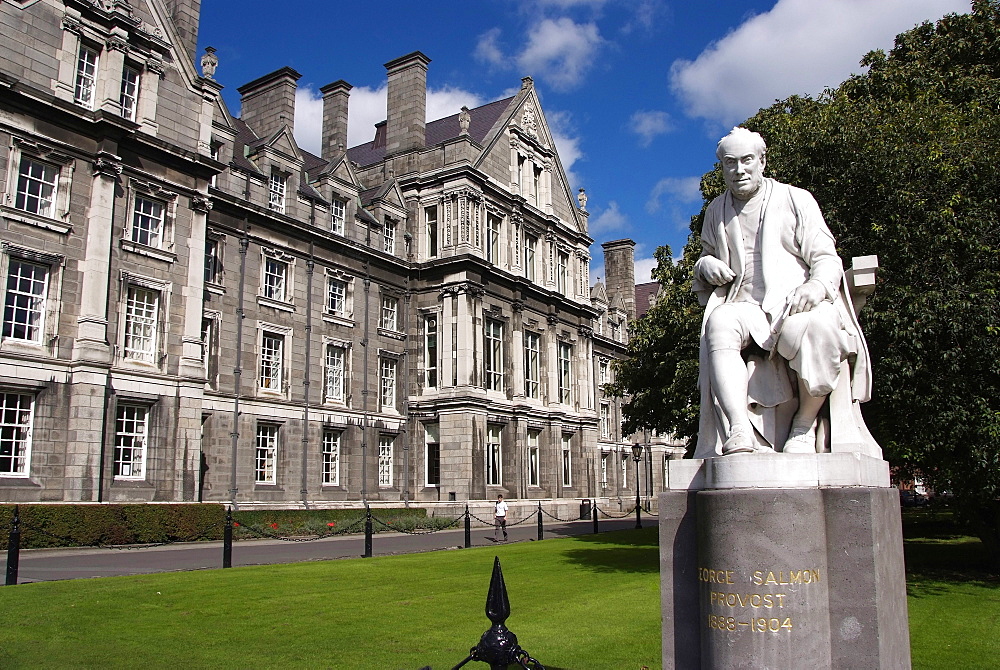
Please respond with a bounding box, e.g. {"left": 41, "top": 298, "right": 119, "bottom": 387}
{"left": 558, "top": 527, "right": 660, "bottom": 574}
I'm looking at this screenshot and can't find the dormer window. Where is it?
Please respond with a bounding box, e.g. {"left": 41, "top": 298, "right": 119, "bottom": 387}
{"left": 268, "top": 171, "right": 286, "bottom": 214}
{"left": 383, "top": 219, "right": 396, "bottom": 255}
{"left": 331, "top": 199, "right": 346, "bottom": 235}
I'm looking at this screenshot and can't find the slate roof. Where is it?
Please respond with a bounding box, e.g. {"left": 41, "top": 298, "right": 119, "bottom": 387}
{"left": 346, "top": 96, "right": 515, "bottom": 168}
{"left": 635, "top": 281, "right": 660, "bottom": 319}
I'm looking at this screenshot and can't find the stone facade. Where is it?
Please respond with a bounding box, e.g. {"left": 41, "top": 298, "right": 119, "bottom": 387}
{"left": 0, "top": 1, "right": 659, "bottom": 507}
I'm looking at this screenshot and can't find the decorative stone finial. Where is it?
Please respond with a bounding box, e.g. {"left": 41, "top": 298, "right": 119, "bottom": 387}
{"left": 577, "top": 188, "right": 588, "bottom": 212}
{"left": 200, "top": 46, "right": 218, "bottom": 79}
{"left": 459, "top": 106, "right": 471, "bottom": 135}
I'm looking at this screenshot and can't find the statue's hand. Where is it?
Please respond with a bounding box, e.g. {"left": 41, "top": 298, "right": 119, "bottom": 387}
{"left": 787, "top": 280, "right": 826, "bottom": 315}
{"left": 697, "top": 256, "right": 736, "bottom": 286}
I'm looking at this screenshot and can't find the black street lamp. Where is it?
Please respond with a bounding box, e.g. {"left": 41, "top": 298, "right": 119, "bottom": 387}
{"left": 631, "top": 443, "right": 643, "bottom": 529}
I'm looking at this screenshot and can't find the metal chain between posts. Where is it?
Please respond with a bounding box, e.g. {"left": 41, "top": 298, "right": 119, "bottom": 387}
{"left": 231, "top": 516, "right": 367, "bottom": 542}
{"left": 539, "top": 508, "right": 579, "bottom": 523}
{"left": 468, "top": 509, "right": 538, "bottom": 527}
{"left": 595, "top": 504, "right": 639, "bottom": 519}
{"left": 368, "top": 513, "right": 464, "bottom": 535}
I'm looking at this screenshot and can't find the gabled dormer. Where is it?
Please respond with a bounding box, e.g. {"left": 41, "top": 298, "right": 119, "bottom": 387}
{"left": 361, "top": 180, "right": 407, "bottom": 258}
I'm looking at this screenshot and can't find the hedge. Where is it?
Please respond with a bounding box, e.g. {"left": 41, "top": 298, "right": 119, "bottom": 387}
{"left": 0, "top": 505, "right": 438, "bottom": 549}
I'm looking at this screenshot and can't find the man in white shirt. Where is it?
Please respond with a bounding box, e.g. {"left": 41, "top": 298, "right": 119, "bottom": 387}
{"left": 494, "top": 495, "right": 508, "bottom": 542}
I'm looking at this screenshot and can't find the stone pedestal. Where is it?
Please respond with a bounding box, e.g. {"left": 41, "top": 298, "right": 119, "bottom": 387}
{"left": 659, "top": 454, "right": 911, "bottom": 669}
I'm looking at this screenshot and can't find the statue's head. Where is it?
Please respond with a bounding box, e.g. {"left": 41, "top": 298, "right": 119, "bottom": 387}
{"left": 716, "top": 127, "right": 767, "bottom": 201}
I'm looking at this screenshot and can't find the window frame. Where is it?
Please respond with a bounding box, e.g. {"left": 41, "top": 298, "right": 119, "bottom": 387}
{"left": 383, "top": 219, "right": 396, "bottom": 255}
{"left": 0, "top": 391, "right": 34, "bottom": 477}
{"left": 119, "top": 63, "right": 141, "bottom": 121}
{"left": 483, "top": 318, "right": 504, "bottom": 392}
{"left": 486, "top": 213, "right": 501, "bottom": 264}
{"left": 424, "top": 314, "right": 438, "bottom": 389}
{"left": 556, "top": 250, "right": 569, "bottom": 295}
{"left": 379, "top": 294, "right": 399, "bottom": 332}
{"left": 323, "top": 341, "right": 348, "bottom": 404}
{"left": 114, "top": 402, "right": 149, "bottom": 481}
{"left": 258, "top": 249, "right": 295, "bottom": 310}
{"left": 561, "top": 434, "right": 572, "bottom": 487}
{"left": 558, "top": 341, "right": 572, "bottom": 404}
{"left": 524, "top": 331, "right": 540, "bottom": 399}
{"left": 524, "top": 234, "right": 537, "bottom": 282}
{"left": 73, "top": 42, "right": 99, "bottom": 109}
{"left": 425, "top": 423, "right": 440, "bottom": 487}
{"left": 2, "top": 257, "right": 49, "bottom": 344}
{"left": 379, "top": 355, "right": 398, "bottom": 412}
{"left": 4, "top": 138, "right": 75, "bottom": 234}
{"left": 425, "top": 205, "right": 438, "bottom": 258}
{"left": 378, "top": 434, "right": 394, "bottom": 487}
{"left": 486, "top": 424, "right": 502, "bottom": 487}
{"left": 527, "top": 429, "right": 540, "bottom": 488}
{"left": 600, "top": 402, "right": 611, "bottom": 440}
{"left": 122, "top": 284, "right": 160, "bottom": 365}
{"left": 322, "top": 430, "right": 341, "bottom": 486}
{"left": 268, "top": 171, "right": 287, "bottom": 214}
{"left": 330, "top": 198, "right": 346, "bottom": 235}
{"left": 255, "top": 423, "right": 279, "bottom": 485}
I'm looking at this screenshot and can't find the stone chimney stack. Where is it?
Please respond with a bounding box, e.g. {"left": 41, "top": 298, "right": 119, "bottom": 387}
{"left": 164, "top": 0, "right": 201, "bottom": 65}
{"left": 237, "top": 67, "right": 301, "bottom": 140}
{"left": 602, "top": 239, "right": 637, "bottom": 321}
{"left": 384, "top": 51, "right": 430, "bottom": 156}
{"left": 320, "top": 80, "right": 352, "bottom": 159}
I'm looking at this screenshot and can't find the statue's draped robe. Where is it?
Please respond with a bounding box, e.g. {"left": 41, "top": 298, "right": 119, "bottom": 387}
{"left": 692, "top": 179, "right": 872, "bottom": 459}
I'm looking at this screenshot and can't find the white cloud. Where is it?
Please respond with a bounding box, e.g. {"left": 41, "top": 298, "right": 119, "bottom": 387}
{"left": 517, "top": 18, "right": 603, "bottom": 91}
{"left": 547, "top": 109, "right": 584, "bottom": 187}
{"left": 634, "top": 256, "right": 658, "bottom": 283}
{"left": 293, "top": 86, "right": 324, "bottom": 155}
{"left": 294, "top": 84, "right": 487, "bottom": 154}
{"left": 475, "top": 28, "right": 505, "bottom": 67}
{"left": 629, "top": 110, "right": 673, "bottom": 147}
{"left": 536, "top": 0, "right": 609, "bottom": 7}
{"left": 647, "top": 176, "right": 702, "bottom": 214}
{"left": 590, "top": 200, "right": 628, "bottom": 236}
{"left": 670, "top": 0, "right": 970, "bottom": 127}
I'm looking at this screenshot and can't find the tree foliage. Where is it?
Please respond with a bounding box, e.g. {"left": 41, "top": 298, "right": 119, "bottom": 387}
{"left": 611, "top": 1, "right": 1000, "bottom": 561}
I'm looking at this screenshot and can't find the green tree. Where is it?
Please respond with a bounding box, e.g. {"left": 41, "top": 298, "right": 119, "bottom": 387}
{"left": 612, "top": 0, "right": 1000, "bottom": 564}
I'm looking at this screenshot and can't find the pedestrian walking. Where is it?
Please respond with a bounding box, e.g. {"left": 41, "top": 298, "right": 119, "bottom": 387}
{"left": 494, "top": 495, "right": 508, "bottom": 542}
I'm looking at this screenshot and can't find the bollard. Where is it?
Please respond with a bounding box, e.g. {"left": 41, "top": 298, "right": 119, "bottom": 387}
{"left": 536, "top": 501, "right": 543, "bottom": 542}
{"left": 5, "top": 505, "right": 20, "bottom": 586}
{"left": 364, "top": 505, "right": 373, "bottom": 558}
{"left": 464, "top": 504, "right": 471, "bottom": 549}
{"left": 635, "top": 500, "right": 642, "bottom": 530}
{"left": 222, "top": 507, "right": 233, "bottom": 569}
{"left": 452, "top": 556, "right": 545, "bottom": 670}
{"left": 592, "top": 501, "right": 599, "bottom": 535}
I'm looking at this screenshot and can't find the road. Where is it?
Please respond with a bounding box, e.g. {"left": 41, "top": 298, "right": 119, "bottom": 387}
{"left": 1, "top": 514, "right": 647, "bottom": 583}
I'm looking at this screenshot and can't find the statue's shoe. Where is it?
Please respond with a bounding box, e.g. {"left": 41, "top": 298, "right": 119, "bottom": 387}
{"left": 782, "top": 431, "right": 817, "bottom": 454}
{"left": 722, "top": 426, "right": 754, "bottom": 455}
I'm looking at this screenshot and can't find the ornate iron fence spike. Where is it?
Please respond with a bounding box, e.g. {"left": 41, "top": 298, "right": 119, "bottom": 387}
{"left": 484, "top": 555, "right": 510, "bottom": 624}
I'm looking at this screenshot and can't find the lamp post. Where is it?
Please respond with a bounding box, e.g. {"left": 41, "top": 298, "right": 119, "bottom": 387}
{"left": 631, "top": 443, "right": 643, "bottom": 529}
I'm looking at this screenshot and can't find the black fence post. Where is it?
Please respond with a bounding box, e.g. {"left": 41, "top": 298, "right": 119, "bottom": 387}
{"left": 5, "top": 505, "right": 21, "bottom": 586}
{"left": 364, "top": 505, "right": 373, "bottom": 558}
{"left": 592, "top": 500, "right": 599, "bottom": 534}
{"left": 464, "top": 504, "right": 471, "bottom": 549}
{"left": 222, "top": 506, "right": 233, "bottom": 569}
{"left": 536, "top": 501, "right": 543, "bottom": 542}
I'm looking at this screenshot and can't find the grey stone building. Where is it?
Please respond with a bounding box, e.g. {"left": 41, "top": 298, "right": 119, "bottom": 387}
{"left": 0, "top": 0, "right": 659, "bottom": 508}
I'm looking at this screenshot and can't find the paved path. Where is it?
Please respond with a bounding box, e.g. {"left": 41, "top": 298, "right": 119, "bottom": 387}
{"left": 2, "top": 514, "right": 647, "bottom": 583}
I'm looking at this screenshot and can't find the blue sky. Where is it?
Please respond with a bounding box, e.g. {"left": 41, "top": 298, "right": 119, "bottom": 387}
{"left": 196, "top": 0, "right": 969, "bottom": 284}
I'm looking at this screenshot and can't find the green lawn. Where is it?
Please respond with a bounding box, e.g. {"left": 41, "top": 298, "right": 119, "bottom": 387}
{"left": 0, "top": 513, "right": 995, "bottom": 669}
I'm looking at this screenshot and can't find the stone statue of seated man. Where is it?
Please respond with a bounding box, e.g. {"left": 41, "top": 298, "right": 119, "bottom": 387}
{"left": 691, "top": 127, "right": 878, "bottom": 459}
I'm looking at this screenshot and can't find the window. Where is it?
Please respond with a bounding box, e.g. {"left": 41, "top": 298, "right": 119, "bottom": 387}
{"left": 201, "top": 316, "right": 215, "bottom": 381}
{"left": 119, "top": 65, "right": 140, "bottom": 121}
{"left": 3, "top": 259, "right": 48, "bottom": 343}
{"left": 486, "top": 214, "right": 501, "bottom": 264}
{"left": 484, "top": 319, "right": 503, "bottom": 392}
{"left": 599, "top": 359, "right": 609, "bottom": 386}
{"left": 262, "top": 257, "right": 287, "bottom": 302}
{"left": 383, "top": 219, "right": 396, "bottom": 255}
{"left": 524, "top": 234, "right": 537, "bottom": 282}
{"left": 562, "top": 435, "right": 572, "bottom": 487}
{"left": 74, "top": 43, "right": 99, "bottom": 109}
{"left": 209, "top": 143, "right": 220, "bottom": 188}
{"left": 255, "top": 424, "right": 278, "bottom": 484}
{"left": 331, "top": 199, "right": 346, "bottom": 235}
{"left": 324, "top": 344, "right": 346, "bottom": 403}
{"left": 601, "top": 453, "right": 609, "bottom": 490}
{"left": 524, "top": 332, "right": 540, "bottom": 399}
{"left": 204, "top": 238, "right": 222, "bottom": 285}
{"left": 486, "top": 424, "right": 502, "bottom": 486}
{"left": 123, "top": 285, "right": 159, "bottom": 363}
{"left": 379, "top": 357, "right": 397, "bottom": 411}
{"left": 600, "top": 403, "right": 611, "bottom": 440}
{"left": 425, "top": 206, "right": 438, "bottom": 258}
{"left": 378, "top": 435, "right": 394, "bottom": 487}
{"left": 322, "top": 430, "right": 340, "bottom": 486}
{"left": 425, "top": 423, "right": 440, "bottom": 487}
{"left": 15, "top": 156, "right": 59, "bottom": 218}
{"left": 532, "top": 165, "right": 542, "bottom": 206}
{"left": 114, "top": 403, "right": 148, "bottom": 480}
{"left": 527, "top": 430, "right": 540, "bottom": 487}
{"left": 557, "top": 251, "right": 569, "bottom": 295}
{"left": 131, "top": 196, "right": 165, "bottom": 248}
{"left": 268, "top": 172, "right": 286, "bottom": 213}
{"left": 621, "top": 452, "right": 628, "bottom": 485}
{"left": 326, "top": 277, "right": 346, "bottom": 316}
{"left": 611, "top": 320, "right": 621, "bottom": 342}
{"left": 558, "top": 342, "right": 572, "bottom": 404}
{"left": 380, "top": 295, "right": 398, "bottom": 331}
{"left": 424, "top": 315, "right": 438, "bottom": 388}
{"left": 258, "top": 331, "right": 284, "bottom": 392}
{"left": 0, "top": 392, "right": 33, "bottom": 476}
